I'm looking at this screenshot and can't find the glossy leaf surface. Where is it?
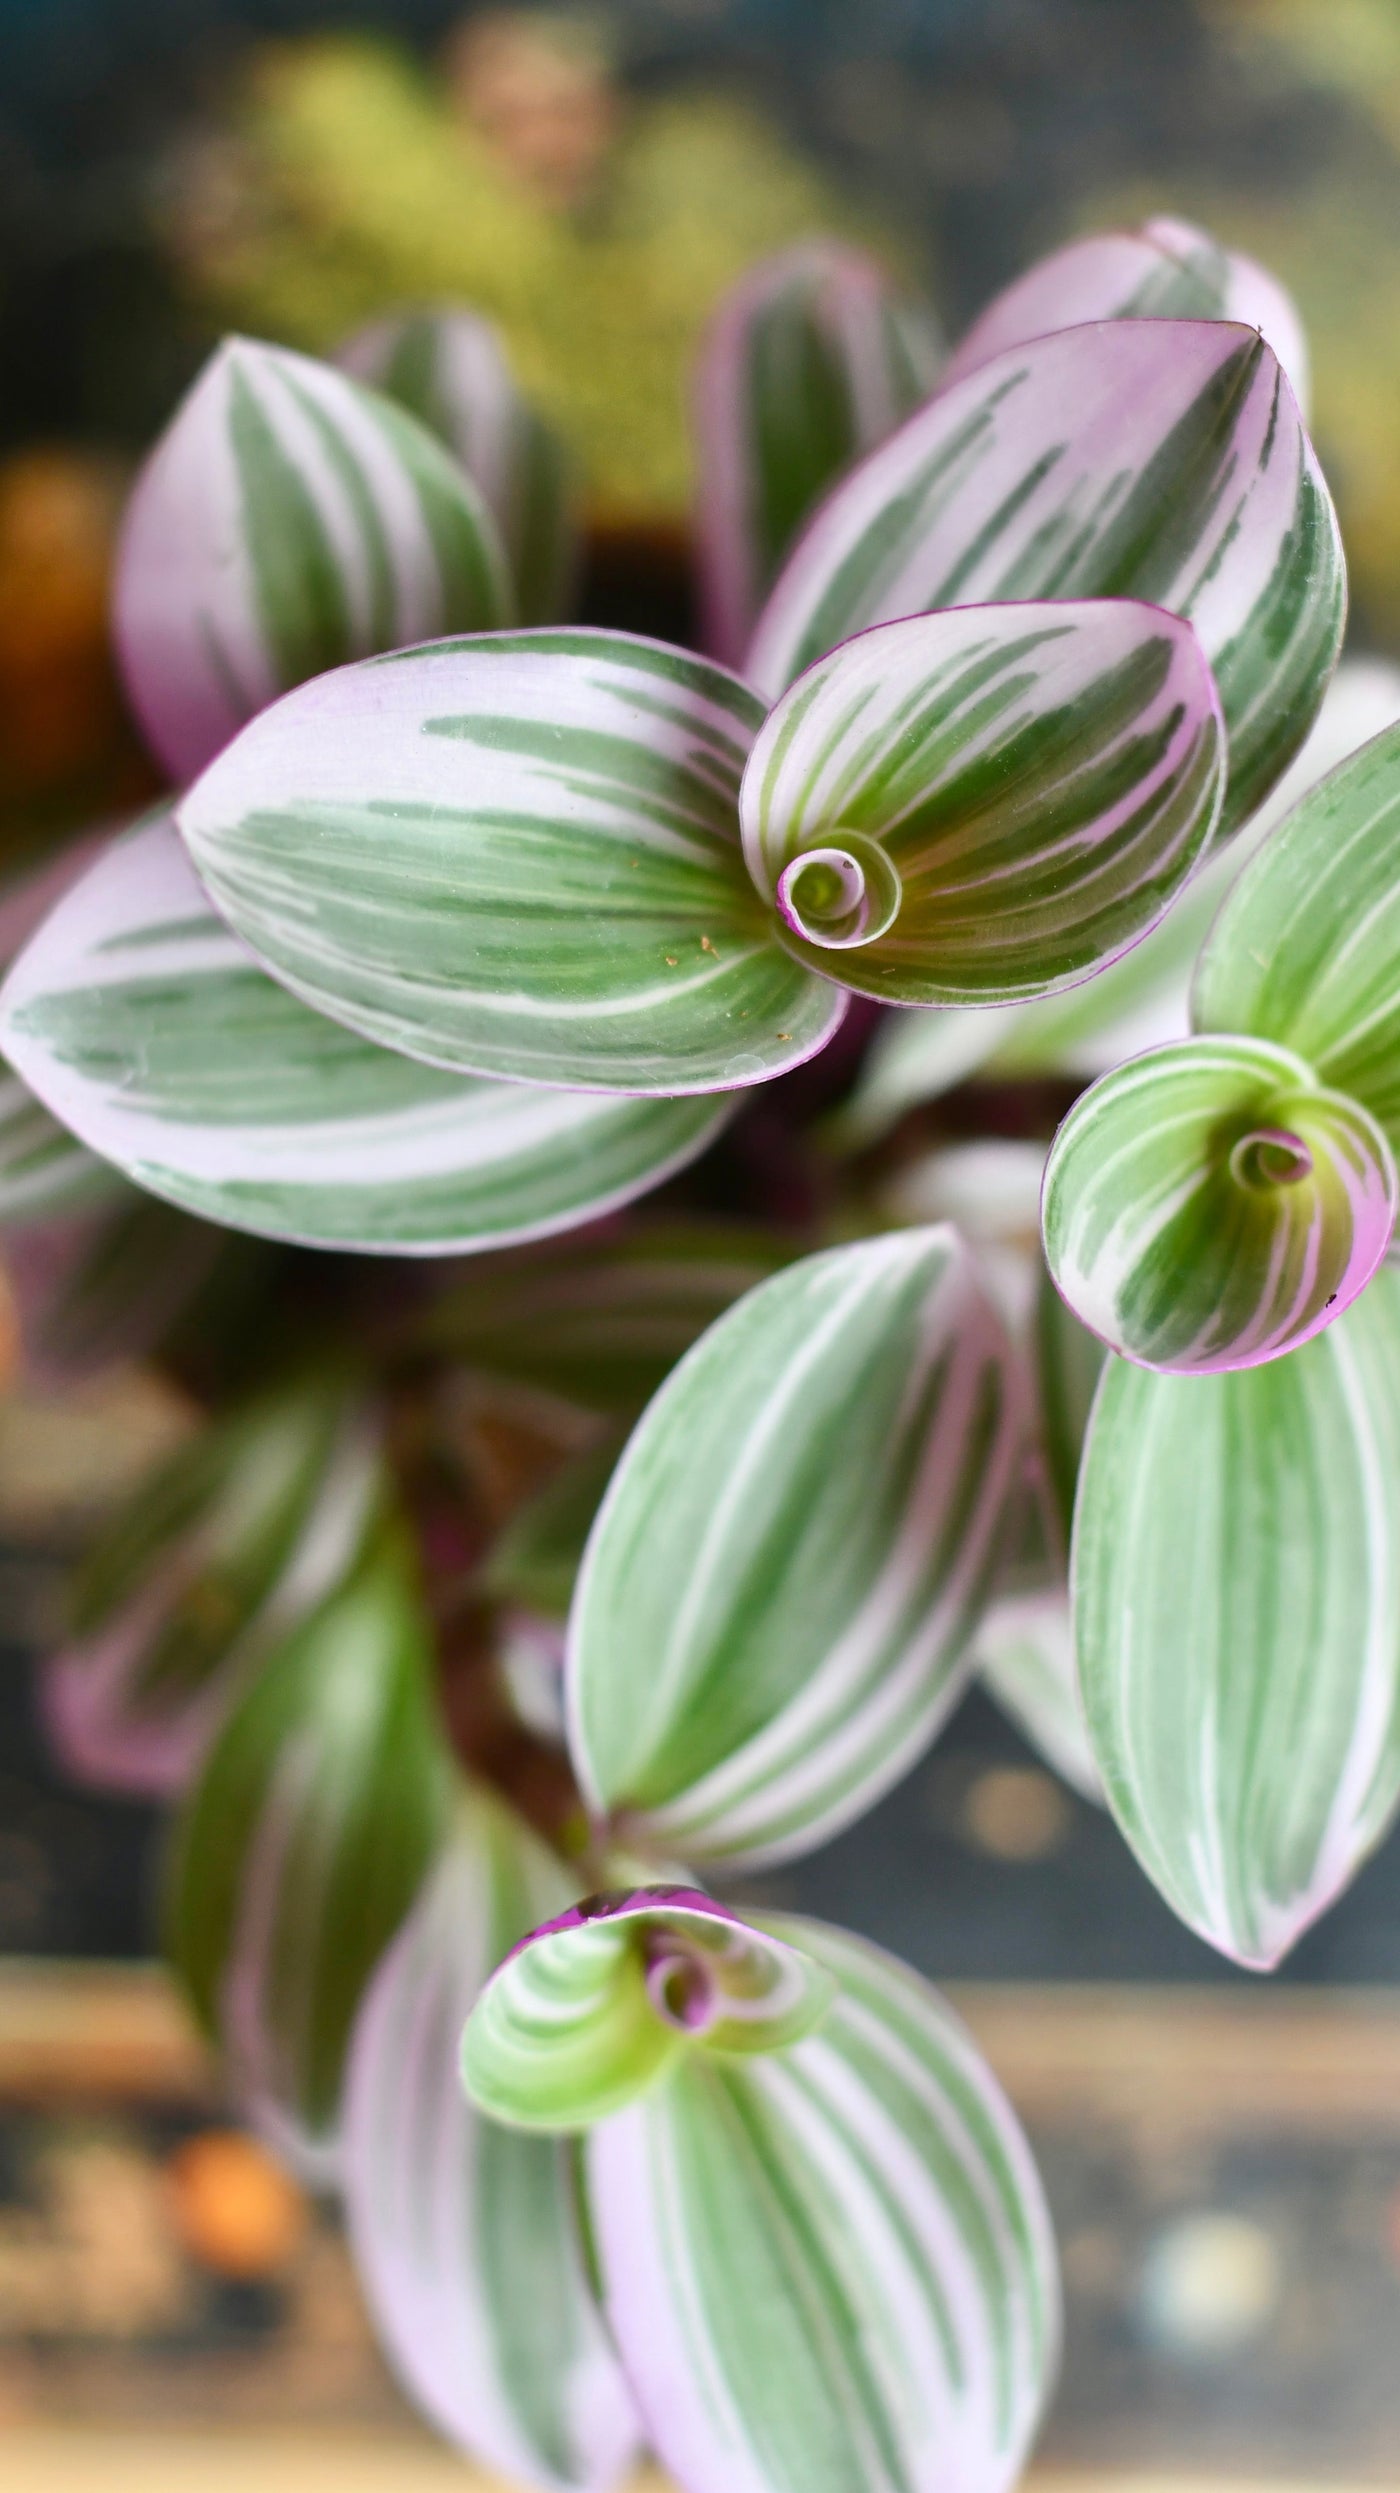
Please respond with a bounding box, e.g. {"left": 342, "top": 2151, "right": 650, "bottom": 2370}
{"left": 48, "top": 1374, "right": 378, "bottom": 1797}
{"left": 343, "top": 1790, "right": 639, "bottom": 2491}
{"left": 166, "top": 1515, "right": 452, "bottom": 2164}
{"left": 340, "top": 307, "right": 577, "bottom": 623}
{"left": 463, "top": 1887, "right": 834, "bottom": 2132}
{"left": 0, "top": 816, "right": 729, "bottom": 1253}
{"left": 1042, "top": 1035, "right": 1397, "bottom": 1372}
{"left": 1194, "top": 716, "right": 1400, "bottom": 1154}
{"left": 942, "top": 215, "right": 1309, "bottom": 410}
{"left": 696, "top": 241, "right": 941, "bottom": 666}
{"left": 741, "top": 602, "right": 1224, "bottom": 1005}
{"left": 1074, "top": 1267, "right": 1400, "bottom": 1965}
{"left": 115, "top": 337, "right": 512, "bottom": 781}
{"left": 588, "top": 1916, "right": 1058, "bottom": 2493}
{"left": 568, "top": 1229, "right": 1023, "bottom": 1868}
{"left": 748, "top": 320, "right": 1344, "bottom": 834}
{"left": 179, "top": 630, "right": 844, "bottom": 1093}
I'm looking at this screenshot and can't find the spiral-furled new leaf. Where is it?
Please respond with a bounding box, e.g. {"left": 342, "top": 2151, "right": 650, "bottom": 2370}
{"left": 177, "top": 630, "right": 843, "bottom": 1094}
{"left": 568, "top": 1228, "right": 1024, "bottom": 1868}
{"left": 695, "top": 240, "right": 940, "bottom": 666}
{"left": 1074, "top": 1267, "right": 1400, "bottom": 1966}
{"left": 0, "top": 814, "right": 730, "bottom": 1254}
{"left": 748, "top": 320, "right": 1344, "bottom": 835}
{"left": 587, "top": 1917, "right": 1059, "bottom": 2493}
{"left": 740, "top": 603, "right": 1224, "bottom": 1005}
{"left": 114, "top": 338, "right": 512, "bottom": 781}
{"left": 1042, "top": 1035, "right": 1397, "bottom": 1372}
{"left": 462, "top": 1887, "right": 835, "bottom": 2132}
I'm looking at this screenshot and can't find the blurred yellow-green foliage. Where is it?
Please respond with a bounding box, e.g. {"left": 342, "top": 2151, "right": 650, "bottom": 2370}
{"left": 173, "top": 29, "right": 899, "bottom": 524}
{"left": 1086, "top": 0, "right": 1400, "bottom": 644}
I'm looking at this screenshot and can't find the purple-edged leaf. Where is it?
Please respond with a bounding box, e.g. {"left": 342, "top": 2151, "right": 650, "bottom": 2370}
{"left": 748, "top": 320, "right": 1344, "bottom": 835}
{"left": 0, "top": 815, "right": 732, "bottom": 1255}
{"left": 114, "top": 337, "right": 513, "bottom": 782}
{"left": 741, "top": 601, "right": 1224, "bottom": 1005}
{"left": 343, "top": 1790, "right": 640, "bottom": 2492}
{"left": 165, "top": 1512, "right": 452, "bottom": 2171}
{"left": 942, "top": 215, "right": 1309, "bottom": 412}
{"left": 45, "top": 1375, "right": 378, "bottom": 1798}
{"left": 178, "top": 630, "right": 844, "bottom": 1094}
{"left": 339, "top": 307, "right": 578, "bottom": 624}
{"left": 568, "top": 1229, "right": 1025, "bottom": 1869}
{"left": 587, "top": 1916, "right": 1059, "bottom": 2493}
{"left": 462, "top": 1887, "right": 834, "bottom": 2132}
{"left": 1074, "top": 1266, "right": 1400, "bottom": 1966}
{"left": 695, "top": 241, "right": 941, "bottom": 667}
{"left": 1041, "top": 1034, "right": 1397, "bottom": 1374}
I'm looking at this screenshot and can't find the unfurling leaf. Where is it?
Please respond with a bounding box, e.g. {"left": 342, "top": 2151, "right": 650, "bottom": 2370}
{"left": 0, "top": 815, "right": 731, "bottom": 1254}
{"left": 740, "top": 602, "right": 1224, "bottom": 1005}
{"left": 166, "top": 1513, "right": 452, "bottom": 2168}
{"left": 748, "top": 320, "right": 1344, "bottom": 835}
{"left": 421, "top": 1221, "right": 797, "bottom": 1416}
{"left": 568, "top": 1228, "right": 1024, "bottom": 1868}
{"left": 47, "top": 1372, "right": 378, "bottom": 1797}
{"left": 1194, "top": 717, "right": 1400, "bottom": 1155}
{"left": 178, "top": 630, "right": 844, "bottom": 1094}
{"left": 463, "top": 1887, "right": 835, "bottom": 2133}
{"left": 942, "top": 214, "right": 1310, "bottom": 411}
{"left": 1042, "top": 1034, "right": 1396, "bottom": 1373}
{"left": 587, "top": 1917, "right": 1059, "bottom": 2493}
{"left": 695, "top": 241, "right": 941, "bottom": 666}
{"left": 1074, "top": 1267, "right": 1400, "bottom": 1966}
{"left": 114, "top": 337, "right": 513, "bottom": 782}
{"left": 343, "top": 1791, "right": 640, "bottom": 2493}
{"left": 339, "top": 307, "right": 578, "bottom": 625}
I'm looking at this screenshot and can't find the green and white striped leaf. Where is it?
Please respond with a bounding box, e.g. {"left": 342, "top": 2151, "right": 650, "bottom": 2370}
{"left": 567, "top": 1228, "right": 1024, "bottom": 1869}
{"left": 587, "top": 1915, "right": 1059, "bottom": 2493}
{"left": 423, "top": 1221, "right": 797, "bottom": 1416}
{"left": 748, "top": 320, "right": 1344, "bottom": 836}
{"left": 178, "top": 629, "right": 845, "bottom": 1094}
{"left": 1194, "top": 717, "right": 1400, "bottom": 1154}
{"left": 1043, "top": 1035, "right": 1398, "bottom": 1372}
{"left": 1074, "top": 1265, "right": 1400, "bottom": 1965}
{"left": 1043, "top": 1033, "right": 1399, "bottom": 1372}
{"left": 0, "top": 814, "right": 730, "bottom": 1253}
{"left": 339, "top": 307, "right": 577, "bottom": 625}
{"left": 463, "top": 1887, "right": 835, "bottom": 2134}
{"left": 343, "top": 1790, "right": 640, "bottom": 2492}
{"left": 47, "top": 1372, "right": 379, "bottom": 1798}
{"left": 1033, "top": 1262, "right": 1107, "bottom": 1544}
{"left": 115, "top": 338, "right": 513, "bottom": 783}
{"left": 696, "top": 241, "right": 941, "bottom": 667}
{"left": 973, "top": 1460, "right": 1101, "bottom": 1802}
{"left": 166, "top": 1513, "right": 452, "bottom": 2170}
{"left": 943, "top": 215, "right": 1309, "bottom": 410}
{"left": 837, "top": 656, "right": 1400, "bottom": 1146}
{"left": 741, "top": 602, "right": 1224, "bottom": 1005}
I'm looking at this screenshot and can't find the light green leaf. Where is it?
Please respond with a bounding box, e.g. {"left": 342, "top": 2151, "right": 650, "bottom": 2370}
{"left": 0, "top": 814, "right": 730, "bottom": 1254}
{"left": 1194, "top": 716, "right": 1400, "bottom": 1155}
{"left": 165, "top": 1512, "right": 452, "bottom": 2166}
{"left": 567, "top": 1228, "right": 1024, "bottom": 1868}
{"left": 748, "top": 319, "right": 1344, "bottom": 836}
{"left": 1041, "top": 1035, "right": 1397, "bottom": 1372}
{"left": 343, "top": 1790, "right": 639, "bottom": 2491}
{"left": 115, "top": 336, "right": 513, "bottom": 782}
{"left": 741, "top": 602, "right": 1224, "bottom": 1006}
{"left": 462, "top": 1887, "right": 835, "bottom": 2133}
{"left": 178, "top": 629, "right": 844, "bottom": 1094}
{"left": 587, "top": 1916, "right": 1059, "bottom": 2493}
{"left": 341, "top": 307, "right": 578, "bottom": 625}
{"left": 1074, "top": 1266, "right": 1400, "bottom": 1965}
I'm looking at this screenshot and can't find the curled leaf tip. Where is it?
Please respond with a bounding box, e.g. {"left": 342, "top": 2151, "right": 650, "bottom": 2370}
{"left": 774, "top": 833, "right": 902, "bottom": 949}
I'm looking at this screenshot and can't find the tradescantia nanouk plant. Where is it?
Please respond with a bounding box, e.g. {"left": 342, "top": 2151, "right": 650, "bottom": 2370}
{"left": 9, "top": 209, "right": 1400, "bottom": 2487}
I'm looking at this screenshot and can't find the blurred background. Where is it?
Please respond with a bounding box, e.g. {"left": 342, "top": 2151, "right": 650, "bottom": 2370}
{"left": 4, "top": 1, "right": 1400, "bottom": 2485}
